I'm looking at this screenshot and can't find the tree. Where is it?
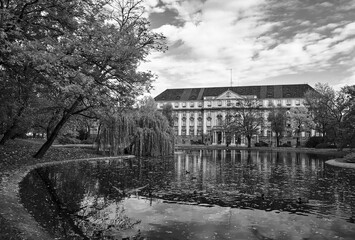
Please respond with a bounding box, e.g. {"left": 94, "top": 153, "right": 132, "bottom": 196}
{"left": 97, "top": 98, "right": 174, "bottom": 157}
{"left": 31, "top": 0, "right": 166, "bottom": 158}
{"left": 305, "top": 83, "right": 353, "bottom": 148}
{"left": 268, "top": 107, "right": 286, "bottom": 147}
{"left": 0, "top": 0, "right": 103, "bottom": 145}
{"left": 227, "top": 98, "right": 264, "bottom": 148}
{"left": 289, "top": 107, "right": 314, "bottom": 147}
{"left": 162, "top": 103, "right": 174, "bottom": 127}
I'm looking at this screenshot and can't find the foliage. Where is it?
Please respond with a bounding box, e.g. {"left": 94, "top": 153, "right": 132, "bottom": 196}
{"left": 227, "top": 98, "right": 264, "bottom": 148}
{"left": 315, "top": 143, "right": 337, "bottom": 149}
{"left": 57, "top": 136, "right": 82, "bottom": 145}
{"left": 162, "top": 103, "right": 174, "bottom": 127}
{"left": 268, "top": 107, "right": 287, "bottom": 147}
{"left": 97, "top": 99, "right": 174, "bottom": 157}
{"left": 255, "top": 141, "right": 268, "bottom": 147}
{"left": 0, "top": 0, "right": 166, "bottom": 157}
{"left": 289, "top": 107, "right": 314, "bottom": 147}
{"left": 305, "top": 83, "right": 355, "bottom": 149}
{"left": 305, "top": 136, "right": 324, "bottom": 148}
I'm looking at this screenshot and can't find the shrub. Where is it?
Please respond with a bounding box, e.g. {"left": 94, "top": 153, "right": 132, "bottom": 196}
{"left": 315, "top": 143, "right": 337, "bottom": 149}
{"left": 281, "top": 143, "right": 292, "bottom": 147}
{"left": 255, "top": 141, "right": 268, "bottom": 147}
{"left": 57, "top": 136, "right": 81, "bottom": 144}
{"left": 81, "top": 138, "right": 94, "bottom": 144}
{"left": 305, "top": 136, "right": 324, "bottom": 148}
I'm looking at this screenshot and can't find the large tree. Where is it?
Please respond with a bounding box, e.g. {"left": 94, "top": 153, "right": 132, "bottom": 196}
{"left": 227, "top": 98, "right": 264, "bottom": 148}
{"left": 32, "top": 0, "right": 165, "bottom": 158}
{"left": 289, "top": 107, "right": 314, "bottom": 147}
{"left": 305, "top": 83, "right": 353, "bottom": 148}
{"left": 268, "top": 107, "right": 287, "bottom": 147}
{"left": 0, "top": 0, "right": 103, "bottom": 144}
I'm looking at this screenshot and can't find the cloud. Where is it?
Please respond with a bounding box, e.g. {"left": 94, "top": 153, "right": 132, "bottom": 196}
{"left": 139, "top": 0, "right": 355, "bottom": 97}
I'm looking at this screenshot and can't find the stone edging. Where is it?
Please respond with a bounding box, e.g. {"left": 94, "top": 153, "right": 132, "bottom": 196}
{"left": 0, "top": 155, "right": 134, "bottom": 240}
{"left": 325, "top": 159, "right": 355, "bottom": 169}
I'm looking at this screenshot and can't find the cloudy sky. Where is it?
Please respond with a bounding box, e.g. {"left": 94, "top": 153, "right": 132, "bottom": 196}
{"left": 138, "top": 0, "right": 355, "bottom": 97}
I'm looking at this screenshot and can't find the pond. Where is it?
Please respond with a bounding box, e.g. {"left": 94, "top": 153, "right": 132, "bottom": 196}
{"left": 20, "top": 150, "right": 355, "bottom": 240}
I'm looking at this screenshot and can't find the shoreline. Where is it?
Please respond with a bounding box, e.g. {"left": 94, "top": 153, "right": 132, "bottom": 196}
{"left": 0, "top": 153, "right": 134, "bottom": 240}
{"left": 325, "top": 158, "right": 355, "bottom": 169}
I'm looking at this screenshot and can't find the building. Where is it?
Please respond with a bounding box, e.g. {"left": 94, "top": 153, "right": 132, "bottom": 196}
{"left": 154, "top": 84, "right": 315, "bottom": 146}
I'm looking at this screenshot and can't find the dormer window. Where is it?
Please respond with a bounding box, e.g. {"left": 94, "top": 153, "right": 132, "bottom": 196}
{"left": 226, "top": 92, "right": 231, "bottom": 98}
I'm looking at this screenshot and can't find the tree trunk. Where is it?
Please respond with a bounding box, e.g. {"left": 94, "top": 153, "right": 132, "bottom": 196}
{"left": 0, "top": 105, "right": 26, "bottom": 145}
{"left": 33, "top": 96, "right": 82, "bottom": 158}
{"left": 247, "top": 135, "right": 251, "bottom": 148}
{"left": 0, "top": 123, "right": 18, "bottom": 145}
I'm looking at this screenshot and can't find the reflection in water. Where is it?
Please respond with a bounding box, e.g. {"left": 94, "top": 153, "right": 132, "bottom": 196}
{"left": 20, "top": 150, "right": 355, "bottom": 239}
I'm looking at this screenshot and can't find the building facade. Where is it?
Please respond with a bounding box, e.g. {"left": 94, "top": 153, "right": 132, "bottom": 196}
{"left": 154, "top": 84, "right": 315, "bottom": 146}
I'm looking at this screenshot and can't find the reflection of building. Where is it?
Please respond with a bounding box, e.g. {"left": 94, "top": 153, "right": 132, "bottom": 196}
{"left": 155, "top": 84, "right": 314, "bottom": 146}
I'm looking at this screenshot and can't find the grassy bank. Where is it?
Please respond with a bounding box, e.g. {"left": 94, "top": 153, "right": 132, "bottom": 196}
{"left": 0, "top": 139, "right": 102, "bottom": 240}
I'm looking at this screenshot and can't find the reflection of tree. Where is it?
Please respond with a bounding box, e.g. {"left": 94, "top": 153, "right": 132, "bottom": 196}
{"left": 75, "top": 198, "right": 141, "bottom": 239}
{"left": 20, "top": 160, "right": 146, "bottom": 239}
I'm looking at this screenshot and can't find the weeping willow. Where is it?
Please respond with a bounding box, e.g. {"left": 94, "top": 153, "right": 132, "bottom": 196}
{"left": 97, "top": 109, "right": 174, "bottom": 157}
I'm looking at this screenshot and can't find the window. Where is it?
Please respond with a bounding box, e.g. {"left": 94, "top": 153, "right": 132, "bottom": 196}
{"left": 217, "top": 115, "right": 223, "bottom": 126}
{"left": 174, "top": 117, "right": 178, "bottom": 127}
{"left": 198, "top": 102, "right": 202, "bottom": 107}
{"left": 207, "top": 101, "right": 212, "bottom": 107}
{"left": 227, "top": 100, "right": 231, "bottom": 106}
{"left": 190, "top": 102, "right": 194, "bottom": 107}
{"left": 174, "top": 102, "right": 179, "bottom": 108}
{"left": 197, "top": 128, "right": 202, "bottom": 135}
{"left": 206, "top": 117, "right": 211, "bottom": 126}
{"left": 259, "top": 101, "right": 263, "bottom": 107}
{"left": 296, "top": 99, "right": 300, "bottom": 106}
{"left": 189, "top": 117, "right": 194, "bottom": 126}
{"left": 182, "top": 117, "right": 186, "bottom": 126}
{"left": 277, "top": 100, "right": 281, "bottom": 106}
{"left": 268, "top": 100, "right": 273, "bottom": 106}
{"left": 182, "top": 102, "right": 186, "bottom": 108}
{"left": 189, "top": 126, "right": 194, "bottom": 135}
{"left": 181, "top": 127, "right": 186, "bottom": 135}
{"left": 286, "top": 99, "right": 291, "bottom": 106}
{"left": 217, "top": 100, "right": 222, "bottom": 106}
{"left": 226, "top": 92, "right": 231, "bottom": 98}
{"left": 198, "top": 117, "right": 202, "bottom": 126}
{"left": 236, "top": 100, "right": 241, "bottom": 106}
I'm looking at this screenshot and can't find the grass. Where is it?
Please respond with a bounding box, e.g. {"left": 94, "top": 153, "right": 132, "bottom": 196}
{"left": 0, "top": 139, "right": 102, "bottom": 240}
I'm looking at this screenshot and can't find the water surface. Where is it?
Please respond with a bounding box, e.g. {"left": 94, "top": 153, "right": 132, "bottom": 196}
{"left": 20, "top": 150, "right": 355, "bottom": 239}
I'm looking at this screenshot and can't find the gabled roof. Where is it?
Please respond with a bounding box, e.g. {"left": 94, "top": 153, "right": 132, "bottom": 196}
{"left": 215, "top": 89, "right": 245, "bottom": 100}
{"left": 154, "top": 84, "right": 314, "bottom": 101}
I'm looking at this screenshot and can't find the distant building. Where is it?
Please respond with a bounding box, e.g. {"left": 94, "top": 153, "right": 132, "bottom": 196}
{"left": 154, "top": 84, "right": 315, "bottom": 146}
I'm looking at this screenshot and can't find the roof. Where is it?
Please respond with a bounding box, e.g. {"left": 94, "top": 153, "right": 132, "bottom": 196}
{"left": 154, "top": 84, "right": 314, "bottom": 101}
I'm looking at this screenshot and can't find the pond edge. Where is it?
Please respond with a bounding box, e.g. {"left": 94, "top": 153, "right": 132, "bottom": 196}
{"left": 0, "top": 155, "right": 134, "bottom": 240}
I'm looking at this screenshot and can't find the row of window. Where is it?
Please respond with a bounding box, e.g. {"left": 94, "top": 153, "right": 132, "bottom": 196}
{"left": 159, "top": 99, "right": 306, "bottom": 109}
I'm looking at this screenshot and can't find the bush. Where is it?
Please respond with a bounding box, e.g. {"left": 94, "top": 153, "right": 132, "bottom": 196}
{"left": 81, "top": 138, "right": 94, "bottom": 144}
{"left": 281, "top": 143, "right": 292, "bottom": 147}
{"left": 315, "top": 143, "right": 337, "bottom": 149}
{"left": 255, "top": 141, "right": 268, "bottom": 147}
{"left": 305, "top": 136, "right": 324, "bottom": 148}
{"left": 57, "top": 136, "right": 81, "bottom": 144}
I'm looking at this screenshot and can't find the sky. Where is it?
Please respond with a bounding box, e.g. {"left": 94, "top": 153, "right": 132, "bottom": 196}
{"left": 138, "top": 0, "right": 355, "bottom": 97}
